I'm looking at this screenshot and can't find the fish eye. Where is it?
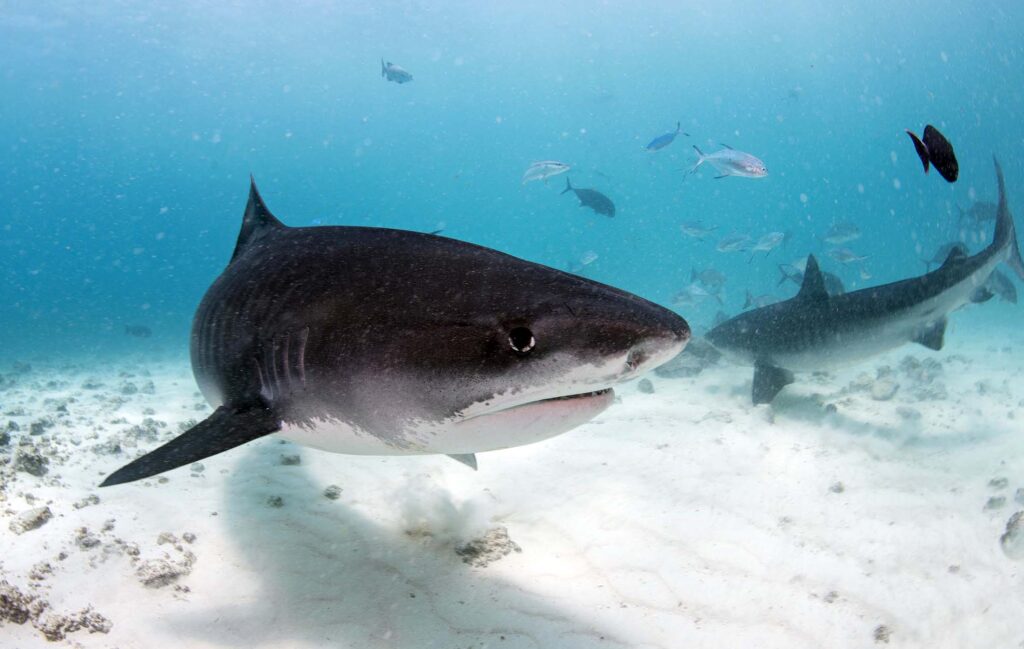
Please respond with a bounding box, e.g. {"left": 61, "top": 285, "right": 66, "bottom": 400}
{"left": 508, "top": 327, "right": 536, "bottom": 355}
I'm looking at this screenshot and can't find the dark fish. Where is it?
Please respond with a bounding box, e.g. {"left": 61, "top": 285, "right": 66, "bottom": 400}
{"left": 381, "top": 58, "right": 413, "bottom": 84}
{"left": 125, "top": 325, "right": 152, "bottom": 338}
{"left": 561, "top": 178, "right": 615, "bottom": 217}
{"left": 906, "top": 124, "right": 958, "bottom": 183}
{"left": 645, "top": 122, "right": 687, "bottom": 151}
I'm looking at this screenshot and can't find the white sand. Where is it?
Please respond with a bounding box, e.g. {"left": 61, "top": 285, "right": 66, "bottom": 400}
{"left": 2, "top": 317, "right": 1023, "bottom": 648}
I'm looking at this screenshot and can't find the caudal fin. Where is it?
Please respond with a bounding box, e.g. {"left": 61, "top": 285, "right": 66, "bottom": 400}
{"left": 686, "top": 145, "right": 706, "bottom": 176}
{"left": 560, "top": 177, "right": 573, "bottom": 195}
{"left": 992, "top": 157, "right": 1024, "bottom": 280}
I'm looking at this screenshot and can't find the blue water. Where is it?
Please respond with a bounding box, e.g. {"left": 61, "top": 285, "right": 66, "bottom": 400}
{"left": 3, "top": 1, "right": 1023, "bottom": 355}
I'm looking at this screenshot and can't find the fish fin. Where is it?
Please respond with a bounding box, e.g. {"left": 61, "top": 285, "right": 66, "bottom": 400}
{"left": 686, "top": 145, "right": 705, "bottom": 177}
{"left": 992, "top": 157, "right": 1024, "bottom": 280}
{"left": 381, "top": 57, "right": 386, "bottom": 77}
{"left": 561, "top": 177, "right": 573, "bottom": 195}
{"left": 714, "top": 174, "right": 730, "bottom": 180}
{"left": 743, "top": 290, "right": 753, "bottom": 310}
{"left": 912, "top": 318, "right": 947, "bottom": 351}
{"left": 752, "top": 362, "right": 794, "bottom": 405}
{"left": 232, "top": 177, "right": 286, "bottom": 263}
{"left": 970, "top": 286, "right": 995, "bottom": 303}
{"left": 776, "top": 265, "right": 789, "bottom": 287}
{"left": 721, "top": 143, "right": 734, "bottom": 150}
{"left": 100, "top": 403, "right": 281, "bottom": 487}
{"left": 447, "top": 454, "right": 478, "bottom": 470}
{"left": 796, "top": 255, "right": 829, "bottom": 302}
{"left": 906, "top": 130, "right": 930, "bottom": 174}
{"left": 939, "top": 244, "right": 968, "bottom": 269}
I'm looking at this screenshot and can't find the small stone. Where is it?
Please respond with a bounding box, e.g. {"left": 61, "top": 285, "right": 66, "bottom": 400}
{"left": 1000, "top": 511, "right": 1024, "bottom": 560}
{"left": 823, "top": 403, "right": 838, "bottom": 415}
{"left": 136, "top": 555, "right": 194, "bottom": 588}
{"left": 829, "top": 482, "right": 845, "bottom": 494}
{"left": 157, "top": 532, "right": 178, "bottom": 545}
{"left": 75, "top": 528, "right": 101, "bottom": 550}
{"left": 119, "top": 381, "right": 138, "bottom": 395}
{"left": 989, "top": 477, "right": 1009, "bottom": 490}
{"left": 279, "top": 454, "right": 301, "bottom": 466}
{"left": 984, "top": 496, "right": 1007, "bottom": 511}
{"left": 0, "top": 579, "right": 41, "bottom": 625}
{"left": 454, "top": 526, "right": 522, "bottom": 568}
{"left": 182, "top": 532, "right": 196, "bottom": 544}
{"left": 72, "top": 494, "right": 100, "bottom": 510}
{"left": 14, "top": 447, "right": 49, "bottom": 476}
{"left": 10, "top": 507, "right": 53, "bottom": 535}
{"left": 28, "top": 562, "right": 54, "bottom": 581}
{"left": 870, "top": 379, "right": 899, "bottom": 401}
{"left": 1015, "top": 488, "right": 1024, "bottom": 506}
{"left": 895, "top": 406, "right": 921, "bottom": 421}
{"left": 873, "top": 625, "right": 892, "bottom": 644}
{"left": 948, "top": 565, "right": 960, "bottom": 573}
{"left": 823, "top": 590, "right": 838, "bottom": 603}
{"left": 323, "top": 485, "right": 343, "bottom": 500}
{"left": 190, "top": 462, "right": 205, "bottom": 473}
{"left": 266, "top": 495, "right": 284, "bottom": 508}
{"left": 637, "top": 378, "right": 654, "bottom": 394}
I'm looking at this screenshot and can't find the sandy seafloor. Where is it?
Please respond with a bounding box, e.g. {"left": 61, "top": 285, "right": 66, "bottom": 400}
{"left": 1, "top": 310, "right": 1023, "bottom": 649}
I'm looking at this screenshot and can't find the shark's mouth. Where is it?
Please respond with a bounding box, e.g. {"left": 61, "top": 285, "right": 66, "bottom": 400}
{"left": 445, "top": 387, "right": 616, "bottom": 453}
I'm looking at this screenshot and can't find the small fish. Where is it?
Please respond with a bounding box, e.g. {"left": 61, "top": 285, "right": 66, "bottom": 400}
{"left": 689, "top": 145, "right": 767, "bottom": 179}
{"left": 381, "top": 58, "right": 413, "bottom": 84}
{"left": 743, "top": 291, "right": 776, "bottom": 310}
{"left": 680, "top": 221, "right": 718, "bottom": 240}
{"left": 716, "top": 233, "right": 751, "bottom": 253}
{"left": 859, "top": 267, "right": 873, "bottom": 281}
{"left": 673, "top": 283, "right": 722, "bottom": 308}
{"left": 125, "top": 325, "right": 152, "bottom": 338}
{"left": 906, "top": 124, "right": 958, "bottom": 183}
{"left": 561, "top": 178, "right": 615, "bottom": 217}
{"left": 310, "top": 218, "right": 323, "bottom": 225}
{"left": 986, "top": 270, "right": 1018, "bottom": 304}
{"left": 957, "top": 201, "right": 997, "bottom": 225}
{"left": 568, "top": 250, "right": 600, "bottom": 274}
{"left": 645, "top": 122, "right": 688, "bottom": 152}
{"left": 821, "top": 222, "right": 862, "bottom": 245}
{"left": 691, "top": 267, "right": 727, "bottom": 291}
{"left": 828, "top": 248, "right": 868, "bottom": 265}
{"left": 748, "top": 232, "right": 785, "bottom": 260}
{"left": 522, "top": 161, "right": 571, "bottom": 185}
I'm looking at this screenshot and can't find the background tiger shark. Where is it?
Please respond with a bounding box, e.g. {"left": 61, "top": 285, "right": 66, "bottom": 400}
{"left": 707, "top": 158, "right": 1024, "bottom": 404}
{"left": 101, "top": 181, "right": 690, "bottom": 486}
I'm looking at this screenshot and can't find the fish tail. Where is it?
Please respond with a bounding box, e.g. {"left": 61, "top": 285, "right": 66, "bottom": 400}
{"left": 561, "top": 177, "right": 573, "bottom": 195}
{"left": 776, "top": 266, "right": 788, "bottom": 286}
{"left": 992, "top": 157, "right": 1024, "bottom": 280}
{"left": 686, "top": 145, "right": 705, "bottom": 176}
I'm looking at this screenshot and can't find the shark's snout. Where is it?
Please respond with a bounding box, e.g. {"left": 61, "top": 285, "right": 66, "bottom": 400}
{"left": 616, "top": 299, "right": 691, "bottom": 377}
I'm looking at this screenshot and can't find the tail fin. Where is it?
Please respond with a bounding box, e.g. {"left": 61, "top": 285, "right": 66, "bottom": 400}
{"left": 687, "top": 145, "right": 706, "bottom": 176}
{"left": 381, "top": 58, "right": 386, "bottom": 77}
{"left": 992, "top": 157, "right": 1024, "bottom": 280}
{"left": 743, "top": 290, "right": 753, "bottom": 310}
{"left": 776, "top": 265, "right": 788, "bottom": 286}
{"left": 561, "top": 177, "right": 573, "bottom": 195}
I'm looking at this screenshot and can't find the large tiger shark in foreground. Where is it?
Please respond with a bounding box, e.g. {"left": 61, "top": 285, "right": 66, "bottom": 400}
{"left": 708, "top": 158, "right": 1024, "bottom": 404}
{"left": 101, "top": 181, "right": 690, "bottom": 486}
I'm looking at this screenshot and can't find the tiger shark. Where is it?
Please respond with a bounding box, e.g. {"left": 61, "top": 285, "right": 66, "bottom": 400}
{"left": 101, "top": 181, "right": 690, "bottom": 486}
{"left": 707, "top": 158, "right": 1024, "bottom": 405}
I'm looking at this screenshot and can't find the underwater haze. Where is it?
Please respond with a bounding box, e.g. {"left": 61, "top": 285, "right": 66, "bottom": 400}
{"left": 3, "top": 2, "right": 1024, "bottom": 648}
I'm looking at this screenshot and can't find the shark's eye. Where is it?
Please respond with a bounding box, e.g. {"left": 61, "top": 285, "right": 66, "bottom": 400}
{"left": 508, "top": 327, "right": 536, "bottom": 355}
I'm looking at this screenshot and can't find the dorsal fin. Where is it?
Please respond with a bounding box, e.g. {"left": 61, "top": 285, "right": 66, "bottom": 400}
{"left": 796, "top": 255, "right": 829, "bottom": 301}
{"left": 232, "top": 177, "right": 285, "bottom": 262}
{"left": 939, "top": 243, "right": 968, "bottom": 269}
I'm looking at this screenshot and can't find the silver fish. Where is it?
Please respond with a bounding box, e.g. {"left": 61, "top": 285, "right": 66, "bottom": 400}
{"left": 829, "top": 248, "right": 868, "bottom": 264}
{"left": 673, "top": 282, "right": 722, "bottom": 308}
{"left": 522, "top": 160, "right": 571, "bottom": 185}
{"left": 691, "top": 267, "right": 727, "bottom": 291}
{"left": 749, "top": 231, "right": 785, "bottom": 258}
{"left": 689, "top": 145, "right": 767, "bottom": 179}
{"left": 680, "top": 221, "right": 718, "bottom": 240}
{"left": 716, "top": 233, "right": 752, "bottom": 253}
{"left": 821, "top": 222, "right": 862, "bottom": 245}
{"left": 743, "top": 291, "right": 777, "bottom": 310}
{"left": 381, "top": 59, "right": 413, "bottom": 84}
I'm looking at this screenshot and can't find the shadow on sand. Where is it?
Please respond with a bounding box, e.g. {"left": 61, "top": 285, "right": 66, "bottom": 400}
{"left": 166, "top": 446, "right": 622, "bottom": 649}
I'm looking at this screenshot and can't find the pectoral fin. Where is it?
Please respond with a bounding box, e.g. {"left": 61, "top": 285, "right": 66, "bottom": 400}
{"left": 447, "top": 454, "right": 478, "bottom": 470}
{"left": 100, "top": 402, "right": 281, "bottom": 487}
{"left": 752, "top": 362, "right": 794, "bottom": 405}
{"left": 912, "top": 318, "right": 947, "bottom": 351}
